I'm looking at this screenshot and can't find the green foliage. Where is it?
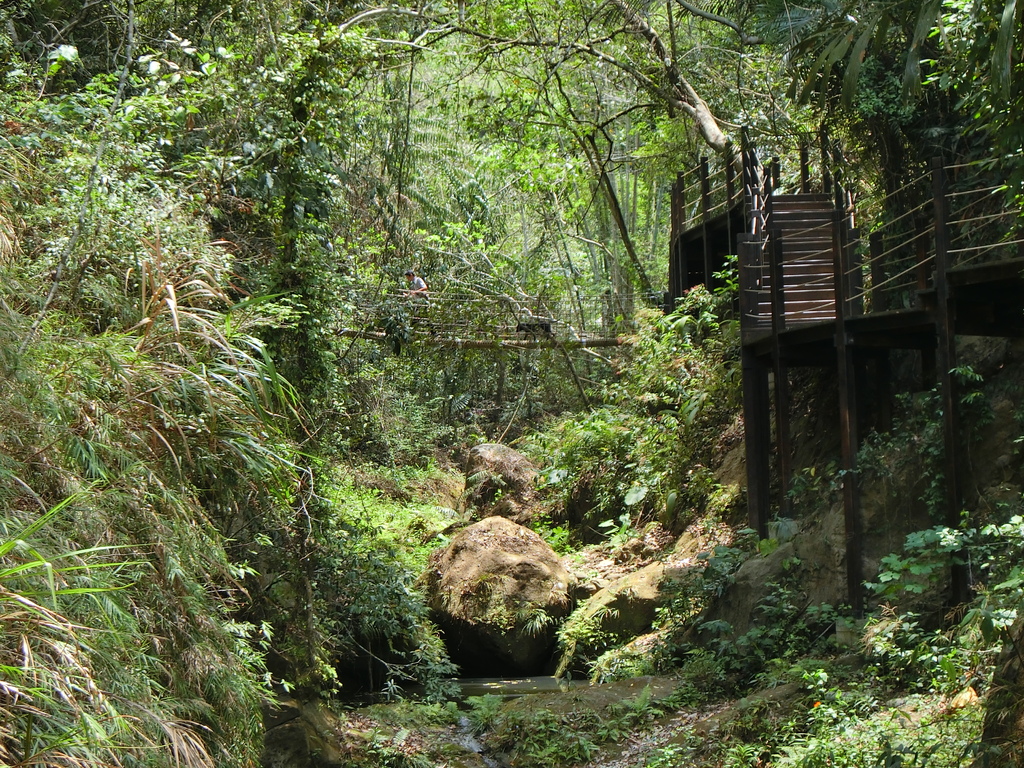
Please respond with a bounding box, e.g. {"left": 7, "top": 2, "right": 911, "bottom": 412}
{"left": 597, "top": 512, "right": 639, "bottom": 548}
{"left": 787, "top": 463, "right": 841, "bottom": 515}
{"left": 274, "top": 486, "right": 459, "bottom": 700}
{"left": 4, "top": 2, "right": 1018, "bottom": 766}
{"left": 857, "top": 391, "right": 947, "bottom": 518}
{"left": 477, "top": 685, "right": 672, "bottom": 768}
{"left": 0, "top": 496, "right": 140, "bottom": 767}
{"left": 529, "top": 514, "right": 573, "bottom": 554}
{"left": 590, "top": 640, "right": 661, "bottom": 683}
{"left": 464, "top": 693, "right": 506, "bottom": 735}
{"left": 645, "top": 740, "right": 700, "bottom": 767}
{"left": 0, "top": 99, "right": 307, "bottom": 753}
{"left": 861, "top": 611, "right": 976, "bottom": 696}
{"left": 492, "top": 708, "right": 599, "bottom": 766}
{"left": 854, "top": 57, "right": 920, "bottom": 129}
{"left": 0, "top": 47, "right": 459, "bottom": 760}
{"left": 327, "top": 477, "right": 455, "bottom": 575}
{"left": 698, "top": 535, "right": 758, "bottom": 598}
{"left": 529, "top": 287, "right": 741, "bottom": 535}
{"left": 868, "top": 526, "right": 968, "bottom": 598}
{"left": 862, "top": 509, "right": 1024, "bottom": 695}
{"left": 556, "top": 603, "right": 623, "bottom": 678}
{"left": 775, "top": 0, "right": 948, "bottom": 108}
{"left": 0, "top": 296, "right": 283, "bottom": 765}
{"left": 925, "top": 0, "right": 1024, "bottom": 199}
{"left": 774, "top": 688, "right": 982, "bottom": 767}
{"left": 700, "top": 573, "right": 841, "bottom": 684}
{"left": 536, "top": 406, "right": 664, "bottom": 533}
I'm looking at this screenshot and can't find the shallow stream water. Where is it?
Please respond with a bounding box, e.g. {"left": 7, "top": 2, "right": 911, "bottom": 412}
{"left": 432, "top": 677, "right": 590, "bottom": 768}
{"left": 453, "top": 675, "right": 586, "bottom": 698}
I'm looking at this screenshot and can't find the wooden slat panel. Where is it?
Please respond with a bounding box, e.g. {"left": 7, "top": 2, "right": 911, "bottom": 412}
{"left": 782, "top": 271, "right": 833, "bottom": 280}
{"left": 771, "top": 195, "right": 832, "bottom": 208}
{"left": 772, "top": 212, "right": 833, "bottom": 221}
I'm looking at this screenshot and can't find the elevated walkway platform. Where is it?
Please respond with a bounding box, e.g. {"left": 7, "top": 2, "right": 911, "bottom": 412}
{"left": 670, "top": 144, "right": 1024, "bottom": 613}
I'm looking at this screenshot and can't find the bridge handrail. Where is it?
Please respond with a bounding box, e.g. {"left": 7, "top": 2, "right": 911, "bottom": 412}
{"left": 736, "top": 153, "right": 1023, "bottom": 327}
{"left": 350, "top": 289, "right": 646, "bottom": 343}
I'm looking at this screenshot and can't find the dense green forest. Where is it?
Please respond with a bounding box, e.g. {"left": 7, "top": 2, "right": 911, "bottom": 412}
{"left": 1, "top": 0, "right": 1023, "bottom": 766}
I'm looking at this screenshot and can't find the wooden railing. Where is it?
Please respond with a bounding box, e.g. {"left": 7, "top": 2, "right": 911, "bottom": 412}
{"left": 732, "top": 156, "right": 1024, "bottom": 339}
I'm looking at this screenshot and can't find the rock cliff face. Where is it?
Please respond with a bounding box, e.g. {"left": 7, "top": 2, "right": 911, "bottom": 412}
{"left": 702, "top": 337, "right": 1024, "bottom": 644}
{"left": 420, "top": 516, "right": 578, "bottom": 675}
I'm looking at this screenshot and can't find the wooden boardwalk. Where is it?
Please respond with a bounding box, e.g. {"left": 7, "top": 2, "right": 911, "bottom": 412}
{"left": 670, "top": 145, "right": 1024, "bottom": 613}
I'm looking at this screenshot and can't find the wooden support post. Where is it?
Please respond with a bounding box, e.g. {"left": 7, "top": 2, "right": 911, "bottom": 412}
{"left": 876, "top": 352, "right": 893, "bottom": 434}
{"left": 921, "top": 348, "right": 937, "bottom": 390}
{"left": 915, "top": 222, "right": 930, "bottom": 300}
{"left": 725, "top": 159, "right": 737, "bottom": 257}
{"left": 846, "top": 227, "right": 862, "bottom": 316}
{"left": 737, "top": 216, "right": 770, "bottom": 536}
{"left": 800, "top": 142, "right": 810, "bottom": 193}
{"left": 832, "top": 205, "right": 864, "bottom": 616}
{"left": 737, "top": 236, "right": 756, "bottom": 330}
{"left": 700, "top": 157, "right": 713, "bottom": 288}
{"left": 821, "top": 138, "right": 833, "bottom": 197}
{"left": 869, "top": 231, "right": 885, "bottom": 313}
{"left": 742, "top": 345, "right": 772, "bottom": 538}
{"left": 669, "top": 171, "right": 686, "bottom": 304}
{"left": 855, "top": 352, "right": 870, "bottom": 438}
{"left": 742, "top": 129, "right": 763, "bottom": 237}
{"left": 726, "top": 158, "right": 736, "bottom": 208}
{"left": 669, "top": 175, "right": 679, "bottom": 303}
{"left": 915, "top": 213, "right": 937, "bottom": 389}
{"left": 768, "top": 224, "right": 793, "bottom": 516}
{"left": 932, "top": 157, "right": 971, "bottom": 606}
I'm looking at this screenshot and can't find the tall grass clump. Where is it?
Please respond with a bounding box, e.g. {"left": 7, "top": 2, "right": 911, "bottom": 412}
{"left": 0, "top": 47, "right": 463, "bottom": 767}
{"left": 0, "top": 66, "right": 303, "bottom": 763}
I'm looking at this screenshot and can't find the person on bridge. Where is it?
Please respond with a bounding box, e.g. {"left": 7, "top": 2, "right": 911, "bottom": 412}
{"left": 404, "top": 269, "right": 428, "bottom": 298}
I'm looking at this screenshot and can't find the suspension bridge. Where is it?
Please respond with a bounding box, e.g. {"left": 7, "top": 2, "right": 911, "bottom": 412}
{"left": 338, "top": 290, "right": 643, "bottom": 349}
{"left": 669, "top": 138, "right": 1024, "bottom": 613}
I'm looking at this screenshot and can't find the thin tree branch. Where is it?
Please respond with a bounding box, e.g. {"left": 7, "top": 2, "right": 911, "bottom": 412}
{"left": 451, "top": 25, "right": 680, "bottom": 107}
{"left": 608, "top": 0, "right": 732, "bottom": 154}
{"left": 671, "top": 0, "right": 763, "bottom": 45}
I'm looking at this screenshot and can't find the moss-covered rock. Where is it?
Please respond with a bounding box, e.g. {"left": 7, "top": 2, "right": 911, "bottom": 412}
{"left": 421, "top": 516, "right": 577, "bottom": 675}
{"left": 555, "top": 562, "right": 694, "bottom": 678}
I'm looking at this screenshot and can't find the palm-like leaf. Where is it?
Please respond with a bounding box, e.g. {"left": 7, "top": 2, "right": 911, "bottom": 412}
{"left": 764, "top": 0, "right": 945, "bottom": 106}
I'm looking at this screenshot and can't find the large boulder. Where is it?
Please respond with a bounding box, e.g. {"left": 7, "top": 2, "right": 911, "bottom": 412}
{"left": 555, "top": 562, "right": 694, "bottom": 678}
{"left": 421, "top": 516, "right": 577, "bottom": 675}
{"left": 461, "top": 443, "right": 538, "bottom": 521}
